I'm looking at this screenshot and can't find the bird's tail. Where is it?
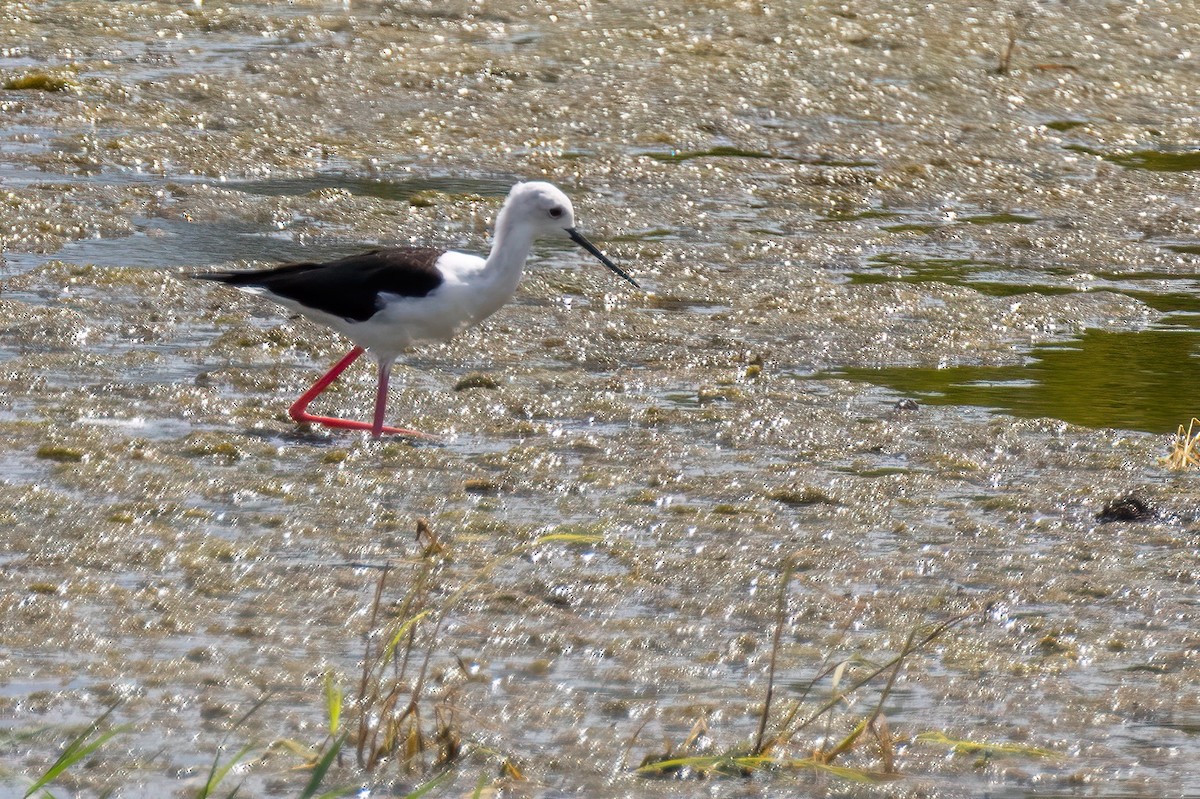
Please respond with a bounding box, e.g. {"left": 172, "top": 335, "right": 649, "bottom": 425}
{"left": 190, "top": 270, "right": 247, "bottom": 284}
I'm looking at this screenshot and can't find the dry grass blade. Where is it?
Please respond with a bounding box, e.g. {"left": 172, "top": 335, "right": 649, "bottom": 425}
{"left": 870, "top": 714, "right": 896, "bottom": 774}
{"left": 781, "top": 610, "right": 975, "bottom": 744}
{"left": 1161, "top": 417, "right": 1200, "bottom": 470}
{"left": 534, "top": 532, "right": 603, "bottom": 544}
{"left": 636, "top": 753, "right": 896, "bottom": 783}
{"left": 635, "top": 753, "right": 763, "bottom": 778}
{"left": 820, "top": 626, "right": 914, "bottom": 766}
{"left": 353, "top": 519, "right": 614, "bottom": 777}
{"left": 994, "top": 7, "right": 1029, "bottom": 74}
{"left": 752, "top": 559, "right": 794, "bottom": 755}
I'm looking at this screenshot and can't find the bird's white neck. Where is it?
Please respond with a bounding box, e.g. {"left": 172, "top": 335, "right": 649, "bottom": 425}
{"left": 484, "top": 205, "right": 537, "bottom": 283}
{"left": 454, "top": 207, "right": 536, "bottom": 325}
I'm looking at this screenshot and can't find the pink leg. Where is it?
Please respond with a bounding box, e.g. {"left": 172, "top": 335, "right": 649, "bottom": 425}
{"left": 371, "top": 361, "right": 391, "bottom": 438}
{"left": 288, "top": 347, "right": 435, "bottom": 440}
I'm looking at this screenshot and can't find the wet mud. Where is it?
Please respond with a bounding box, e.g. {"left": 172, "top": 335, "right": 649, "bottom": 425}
{"left": 2, "top": 1, "right": 1200, "bottom": 797}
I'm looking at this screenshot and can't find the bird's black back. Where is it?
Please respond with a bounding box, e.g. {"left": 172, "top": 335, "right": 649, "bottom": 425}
{"left": 194, "top": 247, "right": 446, "bottom": 322}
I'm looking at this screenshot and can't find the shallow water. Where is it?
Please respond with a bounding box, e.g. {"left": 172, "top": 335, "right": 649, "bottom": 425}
{"left": 2, "top": 1, "right": 1200, "bottom": 798}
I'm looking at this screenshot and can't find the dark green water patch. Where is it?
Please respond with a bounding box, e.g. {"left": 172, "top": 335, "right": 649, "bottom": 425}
{"left": 818, "top": 209, "right": 903, "bottom": 222}
{"left": 227, "top": 174, "right": 514, "bottom": 202}
{"left": 880, "top": 223, "right": 941, "bottom": 234}
{"left": 852, "top": 255, "right": 1200, "bottom": 307}
{"left": 827, "top": 328, "right": 1200, "bottom": 433}
{"left": 850, "top": 254, "right": 1075, "bottom": 298}
{"left": 1043, "top": 120, "right": 1087, "bottom": 132}
{"left": 608, "top": 228, "right": 678, "bottom": 242}
{"left": 1115, "top": 291, "right": 1200, "bottom": 317}
{"left": 962, "top": 213, "right": 1039, "bottom": 225}
{"left": 1164, "top": 243, "right": 1200, "bottom": 256}
{"left": 1064, "top": 145, "right": 1200, "bottom": 172}
{"left": 639, "top": 146, "right": 876, "bottom": 167}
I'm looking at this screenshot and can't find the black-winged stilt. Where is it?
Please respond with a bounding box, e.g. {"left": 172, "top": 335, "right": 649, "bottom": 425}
{"left": 194, "top": 181, "right": 638, "bottom": 439}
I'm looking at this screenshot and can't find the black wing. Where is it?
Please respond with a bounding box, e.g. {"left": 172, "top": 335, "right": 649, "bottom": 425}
{"left": 194, "top": 247, "right": 446, "bottom": 322}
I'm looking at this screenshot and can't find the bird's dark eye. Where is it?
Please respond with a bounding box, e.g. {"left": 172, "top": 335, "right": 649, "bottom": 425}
{"left": 549, "top": 207, "right": 564, "bottom": 219}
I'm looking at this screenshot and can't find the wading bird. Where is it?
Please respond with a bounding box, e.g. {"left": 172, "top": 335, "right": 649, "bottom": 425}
{"left": 194, "top": 181, "right": 638, "bottom": 438}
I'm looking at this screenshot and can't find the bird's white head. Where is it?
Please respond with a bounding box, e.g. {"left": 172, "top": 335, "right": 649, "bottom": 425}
{"left": 498, "top": 181, "right": 639, "bottom": 288}
{"left": 503, "top": 181, "right": 578, "bottom": 237}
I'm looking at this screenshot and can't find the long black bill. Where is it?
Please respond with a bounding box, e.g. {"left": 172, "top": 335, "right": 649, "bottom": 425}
{"left": 568, "top": 227, "right": 639, "bottom": 289}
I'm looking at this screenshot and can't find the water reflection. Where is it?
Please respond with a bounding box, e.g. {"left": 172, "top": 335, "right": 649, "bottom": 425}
{"left": 3, "top": 217, "right": 347, "bottom": 273}
{"left": 225, "top": 174, "right": 514, "bottom": 202}
{"left": 830, "top": 327, "right": 1200, "bottom": 434}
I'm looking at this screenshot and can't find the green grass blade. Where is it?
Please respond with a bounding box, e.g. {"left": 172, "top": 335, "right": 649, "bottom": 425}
{"left": 196, "top": 743, "right": 256, "bottom": 799}
{"left": 534, "top": 533, "right": 602, "bottom": 544}
{"left": 298, "top": 733, "right": 347, "bottom": 799}
{"left": 323, "top": 671, "right": 343, "bottom": 737}
{"left": 306, "top": 785, "right": 358, "bottom": 799}
{"left": 24, "top": 705, "right": 123, "bottom": 798}
{"left": 915, "top": 731, "right": 1058, "bottom": 759}
{"left": 379, "top": 610, "right": 432, "bottom": 667}
{"left": 196, "top": 693, "right": 274, "bottom": 799}
{"left": 635, "top": 754, "right": 725, "bottom": 774}
{"left": 402, "top": 769, "right": 453, "bottom": 799}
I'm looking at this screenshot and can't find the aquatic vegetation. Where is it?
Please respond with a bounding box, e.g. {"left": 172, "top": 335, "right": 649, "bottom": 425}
{"left": 880, "top": 222, "right": 940, "bottom": 234}
{"left": 992, "top": 6, "right": 1031, "bottom": 75}
{"left": 1161, "top": 418, "right": 1200, "bottom": 471}
{"left": 34, "top": 445, "right": 86, "bottom": 463}
{"left": 637, "top": 562, "right": 1001, "bottom": 783}
{"left": 1096, "top": 494, "right": 1156, "bottom": 523}
{"left": 640, "top": 146, "right": 876, "bottom": 168}
{"left": 962, "top": 213, "right": 1038, "bottom": 225}
{"left": 18, "top": 704, "right": 127, "bottom": 799}
{"left": 11, "top": 691, "right": 351, "bottom": 797}
{"left": 348, "top": 519, "right": 588, "bottom": 779}
{"left": 453, "top": 373, "right": 500, "bottom": 391}
{"left": 915, "top": 731, "right": 1058, "bottom": 760}
{"left": 2, "top": 71, "right": 77, "bottom": 92}
{"left": 767, "top": 486, "right": 837, "bottom": 507}
{"left": 1065, "top": 145, "right": 1200, "bottom": 172}
{"left": 1043, "top": 120, "right": 1087, "bottom": 132}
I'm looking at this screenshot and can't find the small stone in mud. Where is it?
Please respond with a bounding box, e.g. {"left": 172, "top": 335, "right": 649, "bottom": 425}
{"left": 1096, "top": 494, "right": 1155, "bottom": 523}
{"left": 894, "top": 398, "right": 919, "bottom": 411}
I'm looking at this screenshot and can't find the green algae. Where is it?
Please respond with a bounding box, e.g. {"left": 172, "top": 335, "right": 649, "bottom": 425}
{"left": 3, "top": 71, "right": 78, "bottom": 92}
{"left": 640, "top": 146, "right": 876, "bottom": 167}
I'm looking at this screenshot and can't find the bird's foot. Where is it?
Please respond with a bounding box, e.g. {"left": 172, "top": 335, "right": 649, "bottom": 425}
{"left": 290, "top": 410, "right": 439, "bottom": 441}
